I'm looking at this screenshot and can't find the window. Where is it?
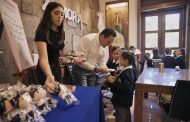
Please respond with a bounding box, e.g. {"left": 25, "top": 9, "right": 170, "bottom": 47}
{"left": 145, "top": 16, "right": 158, "bottom": 31}
{"left": 141, "top": 8, "right": 185, "bottom": 56}
{"left": 165, "top": 13, "right": 179, "bottom": 30}
{"left": 165, "top": 32, "right": 179, "bottom": 48}
{"left": 145, "top": 33, "right": 158, "bottom": 48}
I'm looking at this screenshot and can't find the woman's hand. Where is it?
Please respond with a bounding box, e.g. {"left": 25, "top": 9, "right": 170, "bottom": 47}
{"left": 45, "top": 75, "right": 56, "bottom": 93}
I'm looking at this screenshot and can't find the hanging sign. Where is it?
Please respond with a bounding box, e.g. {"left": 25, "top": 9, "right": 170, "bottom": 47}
{"left": 0, "top": 0, "right": 34, "bottom": 72}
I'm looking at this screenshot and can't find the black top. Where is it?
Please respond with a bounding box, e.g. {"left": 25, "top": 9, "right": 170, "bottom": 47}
{"left": 35, "top": 29, "right": 64, "bottom": 65}
{"left": 153, "top": 56, "right": 161, "bottom": 59}
{"left": 139, "top": 59, "right": 153, "bottom": 73}
{"left": 175, "top": 56, "right": 185, "bottom": 69}
{"left": 108, "top": 68, "right": 137, "bottom": 108}
{"left": 139, "top": 58, "right": 153, "bottom": 67}
{"left": 34, "top": 29, "right": 64, "bottom": 84}
{"left": 106, "top": 60, "right": 119, "bottom": 76}
{"left": 107, "top": 60, "right": 119, "bottom": 70}
{"left": 162, "top": 56, "right": 176, "bottom": 68}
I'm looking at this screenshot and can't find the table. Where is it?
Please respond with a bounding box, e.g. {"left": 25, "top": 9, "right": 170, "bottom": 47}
{"left": 44, "top": 86, "right": 105, "bottom": 122}
{"left": 134, "top": 68, "right": 190, "bottom": 122}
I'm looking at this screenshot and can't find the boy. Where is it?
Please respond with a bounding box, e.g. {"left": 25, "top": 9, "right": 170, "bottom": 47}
{"left": 162, "top": 48, "right": 176, "bottom": 68}
{"left": 107, "top": 46, "right": 121, "bottom": 74}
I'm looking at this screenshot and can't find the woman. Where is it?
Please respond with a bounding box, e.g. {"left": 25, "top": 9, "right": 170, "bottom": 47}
{"left": 34, "top": 2, "right": 65, "bottom": 92}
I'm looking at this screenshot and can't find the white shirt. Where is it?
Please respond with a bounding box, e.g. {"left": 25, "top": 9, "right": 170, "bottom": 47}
{"left": 165, "top": 54, "right": 172, "bottom": 56}
{"left": 76, "top": 33, "right": 109, "bottom": 71}
{"left": 134, "top": 49, "right": 141, "bottom": 55}
{"left": 121, "top": 65, "right": 132, "bottom": 71}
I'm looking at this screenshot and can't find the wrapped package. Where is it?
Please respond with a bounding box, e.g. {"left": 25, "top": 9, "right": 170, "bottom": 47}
{"left": 53, "top": 82, "right": 80, "bottom": 106}
{"left": 29, "top": 85, "right": 57, "bottom": 115}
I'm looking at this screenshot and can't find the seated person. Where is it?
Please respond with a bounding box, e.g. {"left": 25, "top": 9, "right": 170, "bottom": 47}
{"left": 175, "top": 48, "right": 185, "bottom": 69}
{"left": 162, "top": 48, "right": 176, "bottom": 68}
{"left": 139, "top": 53, "right": 153, "bottom": 98}
{"left": 152, "top": 47, "right": 161, "bottom": 59}
{"left": 159, "top": 49, "right": 185, "bottom": 114}
{"left": 128, "top": 46, "right": 141, "bottom": 70}
{"left": 100, "top": 46, "right": 121, "bottom": 89}
{"left": 128, "top": 46, "right": 141, "bottom": 55}
{"left": 139, "top": 53, "right": 153, "bottom": 73}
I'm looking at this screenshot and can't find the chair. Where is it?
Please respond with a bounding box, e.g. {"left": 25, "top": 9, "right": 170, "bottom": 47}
{"left": 169, "top": 80, "right": 190, "bottom": 121}
{"left": 152, "top": 59, "right": 162, "bottom": 68}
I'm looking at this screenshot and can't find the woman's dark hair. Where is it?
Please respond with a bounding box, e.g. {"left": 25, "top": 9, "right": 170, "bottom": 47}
{"left": 100, "top": 28, "right": 116, "bottom": 38}
{"left": 120, "top": 50, "right": 135, "bottom": 65}
{"left": 165, "top": 48, "right": 172, "bottom": 55}
{"left": 35, "top": 2, "right": 65, "bottom": 44}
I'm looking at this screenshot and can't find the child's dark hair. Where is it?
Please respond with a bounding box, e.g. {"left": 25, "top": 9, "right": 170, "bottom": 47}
{"left": 144, "top": 53, "right": 150, "bottom": 60}
{"left": 129, "top": 46, "right": 135, "bottom": 50}
{"left": 121, "top": 50, "right": 135, "bottom": 65}
{"left": 165, "top": 48, "right": 171, "bottom": 55}
{"left": 111, "top": 46, "right": 120, "bottom": 52}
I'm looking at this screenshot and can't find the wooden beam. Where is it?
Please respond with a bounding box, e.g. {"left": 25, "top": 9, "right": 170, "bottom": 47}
{"left": 141, "top": 0, "right": 187, "bottom": 12}
{"left": 106, "top": 0, "right": 129, "bottom": 6}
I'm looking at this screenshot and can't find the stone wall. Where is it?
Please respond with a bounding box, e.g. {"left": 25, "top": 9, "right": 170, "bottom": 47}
{"left": 0, "top": 0, "right": 99, "bottom": 83}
